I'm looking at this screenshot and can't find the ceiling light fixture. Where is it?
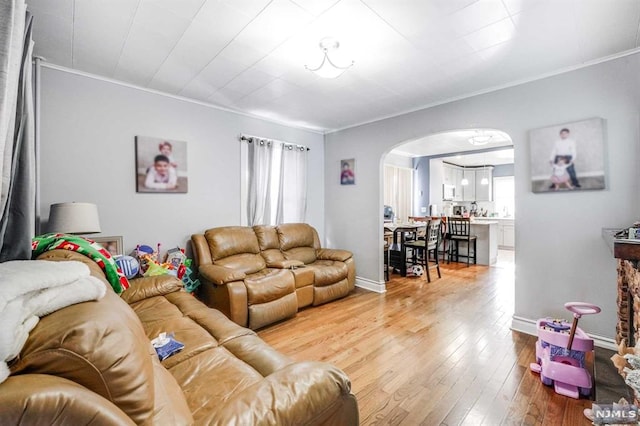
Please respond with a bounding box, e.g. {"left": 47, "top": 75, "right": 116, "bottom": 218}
{"left": 468, "top": 131, "right": 493, "bottom": 146}
{"left": 305, "top": 37, "right": 354, "bottom": 79}
{"left": 461, "top": 169, "right": 469, "bottom": 186}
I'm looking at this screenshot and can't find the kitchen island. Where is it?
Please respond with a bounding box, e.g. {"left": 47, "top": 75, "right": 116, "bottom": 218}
{"left": 452, "top": 219, "right": 498, "bottom": 265}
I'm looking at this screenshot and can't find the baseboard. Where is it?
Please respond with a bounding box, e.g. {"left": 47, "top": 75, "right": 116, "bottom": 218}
{"left": 355, "top": 276, "right": 386, "bottom": 293}
{"left": 511, "top": 315, "right": 618, "bottom": 351}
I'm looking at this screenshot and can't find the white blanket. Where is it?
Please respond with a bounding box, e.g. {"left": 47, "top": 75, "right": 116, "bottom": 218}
{"left": 0, "top": 260, "right": 106, "bottom": 383}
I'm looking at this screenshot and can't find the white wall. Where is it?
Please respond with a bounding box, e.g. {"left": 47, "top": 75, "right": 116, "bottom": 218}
{"left": 429, "top": 159, "right": 444, "bottom": 206}
{"left": 325, "top": 53, "right": 640, "bottom": 339}
{"left": 383, "top": 152, "right": 413, "bottom": 168}
{"left": 39, "top": 66, "right": 325, "bottom": 253}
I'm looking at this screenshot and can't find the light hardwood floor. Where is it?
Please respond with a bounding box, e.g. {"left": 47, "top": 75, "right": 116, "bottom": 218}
{"left": 258, "top": 259, "right": 592, "bottom": 425}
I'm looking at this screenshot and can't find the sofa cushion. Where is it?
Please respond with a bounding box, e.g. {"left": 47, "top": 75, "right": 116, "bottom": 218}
{"left": 253, "top": 225, "right": 280, "bottom": 250}
{"left": 11, "top": 290, "right": 157, "bottom": 425}
{"left": 205, "top": 227, "right": 266, "bottom": 274}
{"left": 216, "top": 253, "right": 266, "bottom": 275}
{"left": 162, "top": 292, "right": 292, "bottom": 376}
{"left": 169, "top": 347, "right": 264, "bottom": 423}
{"left": 205, "top": 226, "right": 261, "bottom": 260}
{"left": 282, "top": 247, "right": 317, "bottom": 265}
{"left": 307, "top": 260, "right": 348, "bottom": 286}
{"left": 150, "top": 356, "right": 194, "bottom": 425}
{"left": 244, "top": 269, "right": 295, "bottom": 305}
{"left": 276, "top": 223, "right": 316, "bottom": 251}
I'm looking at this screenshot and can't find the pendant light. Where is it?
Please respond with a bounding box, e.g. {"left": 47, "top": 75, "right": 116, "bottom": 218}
{"left": 480, "top": 166, "right": 489, "bottom": 185}
{"left": 461, "top": 169, "right": 469, "bottom": 186}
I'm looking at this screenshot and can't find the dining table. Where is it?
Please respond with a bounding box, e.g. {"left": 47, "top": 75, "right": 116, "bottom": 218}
{"left": 384, "top": 223, "right": 427, "bottom": 277}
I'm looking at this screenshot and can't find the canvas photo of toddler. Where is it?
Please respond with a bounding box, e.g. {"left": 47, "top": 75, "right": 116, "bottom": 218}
{"left": 529, "top": 118, "right": 606, "bottom": 193}
{"left": 135, "top": 136, "right": 188, "bottom": 193}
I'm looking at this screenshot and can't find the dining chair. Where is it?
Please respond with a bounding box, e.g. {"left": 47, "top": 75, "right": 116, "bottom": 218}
{"left": 404, "top": 219, "right": 442, "bottom": 282}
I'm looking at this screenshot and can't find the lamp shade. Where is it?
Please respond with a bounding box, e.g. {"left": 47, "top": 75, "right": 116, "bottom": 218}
{"left": 48, "top": 202, "right": 101, "bottom": 234}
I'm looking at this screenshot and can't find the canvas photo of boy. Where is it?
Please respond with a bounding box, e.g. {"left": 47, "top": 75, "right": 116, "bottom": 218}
{"left": 135, "top": 136, "right": 188, "bottom": 193}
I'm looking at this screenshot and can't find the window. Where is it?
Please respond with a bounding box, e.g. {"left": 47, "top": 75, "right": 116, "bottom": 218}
{"left": 493, "top": 176, "right": 515, "bottom": 217}
{"left": 384, "top": 165, "right": 413, "bottom": 223}
{"left": 240, "top": 138, "right": 308, "bottom": 226}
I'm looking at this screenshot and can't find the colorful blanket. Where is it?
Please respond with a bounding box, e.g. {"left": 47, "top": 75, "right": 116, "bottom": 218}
{"left": 32, "top": 233, "right": 130, "bottom": 294}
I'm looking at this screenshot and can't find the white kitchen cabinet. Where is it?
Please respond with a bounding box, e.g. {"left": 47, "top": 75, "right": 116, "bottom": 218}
{"left": 503, "top": 224, "right": 515, "bottom": 248}
{"left": 462, "top": 169, "right": 475, "bottom": 201}
{"left": 475, "top": 167, "right": 494, "bottom": 201}
{"left": 443, "top": 164, "right": 455, "bottom": 185}
{"left": 497, "top": 219, "right": 515, "bottom": 249}
{"left": 454, "top": 168, "right": 464, "bottom": 201}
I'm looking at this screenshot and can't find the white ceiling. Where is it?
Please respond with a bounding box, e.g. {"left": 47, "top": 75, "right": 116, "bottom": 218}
{"left": 441, "top": 148, "right": 514, "bottom": 166}
{"left": 27, "top": 0, "right": 640, "bottom": 132}
{"left": 391, "top": 128, "right": 513, "bottom": 157}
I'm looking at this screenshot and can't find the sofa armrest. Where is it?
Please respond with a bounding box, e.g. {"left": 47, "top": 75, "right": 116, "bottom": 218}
{"left": 210, "top": 361, "right": 357, "bottom": 425}
{"left": 199, "top": 264, "right": 246, "bottom": 285}
{"left": 267, "top": 259, "right": 304, "bottom": 269}
{"left": 0, "top": 374, "right": 136, "bottom": 425}
{"left": 121, "top": 275, "right": 183, "bottom": 304}
{"left": 316, "top": 248, "right": 352, "bottom": 262}
{"left": 191, "top": 234, "right": 212, "bottom": 267}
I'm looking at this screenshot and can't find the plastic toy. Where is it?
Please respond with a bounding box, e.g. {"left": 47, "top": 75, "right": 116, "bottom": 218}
{"left": 530, "top": 302, "right": 601, "bottom": 399}
{"left": 115, "top": 255, "right": 140, "bottom": 279}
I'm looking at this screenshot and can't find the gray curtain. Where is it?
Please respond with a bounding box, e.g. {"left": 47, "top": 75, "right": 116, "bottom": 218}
{"left": 0, "top": 1, "right": 35, "bottom": 261}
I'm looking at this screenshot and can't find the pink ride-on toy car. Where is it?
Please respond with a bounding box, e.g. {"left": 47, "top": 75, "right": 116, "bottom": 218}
{"left": 529, "top": 302, "right": 601, "bottom": 399}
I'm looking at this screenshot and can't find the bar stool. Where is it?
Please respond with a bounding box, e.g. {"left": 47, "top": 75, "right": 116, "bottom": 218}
{"left": 447, "top": 217, "right": 477, "bottom": 267}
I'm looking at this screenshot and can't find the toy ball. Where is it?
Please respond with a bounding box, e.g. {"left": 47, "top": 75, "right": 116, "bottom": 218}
{"left": 116, "top": 255, "right": 140, "bottom": 279}
{"left": 411, "top": 265, "right": 424, "bottom": 277}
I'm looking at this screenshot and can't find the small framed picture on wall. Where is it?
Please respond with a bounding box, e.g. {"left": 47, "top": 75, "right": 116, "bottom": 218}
{"left": 135, "top": 136, "right": 188, "bottom": 193}
{"left": 91, "top": 236, "right": 124, "bottom": 256}
{"left": 340, "top": 158, "right": 355, "bottom": 185}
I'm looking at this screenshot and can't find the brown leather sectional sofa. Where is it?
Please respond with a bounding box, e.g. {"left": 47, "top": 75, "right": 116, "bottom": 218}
{"left": 0, "top": 250, "right": 359, "bottom": 425}
{"left": 191, "top": 223, "right": 355, "bottom": 330}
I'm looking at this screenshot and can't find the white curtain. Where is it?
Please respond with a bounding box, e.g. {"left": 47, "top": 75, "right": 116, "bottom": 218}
{"left": 384, "top": 165, "right": 413, "bottom": 223}
{"left": 246, "top": 138, "right": 307, "bottom": 226}
{"left": 247, "top": 138, "right": 280, "bottom": 226}
{"left": 0, "top": 2, "right": 35, "bottom": 261}
{"left": 276, "top": 144, "right": 307, "bottom": 224}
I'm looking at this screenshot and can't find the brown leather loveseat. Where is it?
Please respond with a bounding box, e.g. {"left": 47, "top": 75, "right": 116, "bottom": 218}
{"left": 0, "top": 250, "right": 359, "bottom": 425}
{"left": 191, "top": 223, "right": 355, "bottom": 330}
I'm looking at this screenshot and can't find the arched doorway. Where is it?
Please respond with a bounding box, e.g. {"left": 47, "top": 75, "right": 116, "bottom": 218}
{"left": 381, "top": 128, "right": 515, "bottom": 283}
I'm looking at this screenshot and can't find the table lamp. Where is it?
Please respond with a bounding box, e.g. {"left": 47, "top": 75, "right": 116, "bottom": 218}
{"left": 47, "top": 202, "right": 101, "bottom": 234}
